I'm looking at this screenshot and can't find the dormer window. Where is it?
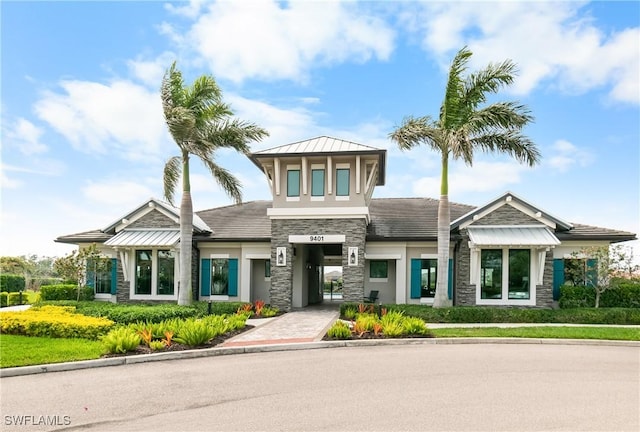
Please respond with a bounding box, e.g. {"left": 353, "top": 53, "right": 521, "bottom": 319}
{"left": 336, "top": 165, "right": 350, "bottom": 198}
{"left": 287, "top": 166, "right": 300, "bottom": 200}
{"left": 311, "top": 165, "right": 325, "bottom": 198}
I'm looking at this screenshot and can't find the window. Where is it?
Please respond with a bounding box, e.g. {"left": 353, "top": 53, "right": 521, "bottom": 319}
{"left": 480, "top": 248, "right": 531, "bottom": 301}
{"left": 369, "top": 260, "right": 388, "bottom": 279}
{"left": 134, "top": 249, "right": 176, "bottom": 297}
{"left": 135, "top": 250, "right": 152, "bottom": 295}
{"left": 421, "top": 259, "right": 438, "bottom": 298}
{"left": 287, "top": 169, "right": 300, "bottom": 197}
{"left": 87, "top": 257, "right": 113, "bottom": 294}
{"left": 211, "top": 259, "right": 230, "bottom": 295}
{"left": 311, "top": 169, "right": 325, "bottom": 196}
{"left": 265, "top": 260, "right": 271, "bottom": 278}
{"left": 336, "top": 168, "right": 349, "bottom": 196}
{"left": 157, "top": 250, "right": 175, "bottom": 295}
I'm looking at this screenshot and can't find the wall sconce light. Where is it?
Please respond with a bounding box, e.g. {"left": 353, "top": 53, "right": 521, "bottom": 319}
{"left": 348, "top": 247, "right": 358, "bottom": 266}
{"left": 305, "top": 261, "right": 312, "bottom": 270}
{"left": 276, "top": 247, "right": 287, "bottom": 266}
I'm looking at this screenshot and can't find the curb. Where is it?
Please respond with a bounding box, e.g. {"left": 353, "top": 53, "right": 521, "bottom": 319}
{"left": 2, "top": 337, "right": 638, "bottom": 378}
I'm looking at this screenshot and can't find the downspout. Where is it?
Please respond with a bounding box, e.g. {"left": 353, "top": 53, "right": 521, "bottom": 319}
{"left": 452, "top": 235, "right": 462, "bottom": 306}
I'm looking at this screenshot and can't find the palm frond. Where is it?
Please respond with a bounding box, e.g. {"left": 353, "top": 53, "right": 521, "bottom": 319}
{"left": 470, "top": 131, "right": 541, "bottom": 166}
{"left": 161, "top": 61, "right": 185, "bottom": 117}
{"left": 440, "top": 46, "right": 472, "bottom": 129}
{"left": 162, "top": 156, "right": 182, "bottom": 205}
{"left": 389, "top": 116, "right": 442, "bottom": 152}
{"left": 200, "top": 158, "right": 243, "bottom": 204}
{"left": 462, "top": 59, "right": 518, "bottom": 109}
{"left": 466, "top": 102, "right": 533, "bottom": 134}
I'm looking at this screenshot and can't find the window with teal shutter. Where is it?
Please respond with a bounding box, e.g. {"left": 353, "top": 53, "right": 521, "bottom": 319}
{"left": 110, "top": 258, "right": 117, "bottom": 295}
{"left": 586, "top": 258, "right": 597, "bottom": 287}
{"left": 228, "top": 259, "right": 238, "bottom": 296}
{"left": 201, "top": 258, "right": 211, "bottom": 297}
{"left": 553, "top": 259, "right": 564, "bottom": 300}
{"left": 86, "top": 260, "right": 96, "bottom": 289}
{"left": 410, "top": 259, "right": 421, "bottom": 299}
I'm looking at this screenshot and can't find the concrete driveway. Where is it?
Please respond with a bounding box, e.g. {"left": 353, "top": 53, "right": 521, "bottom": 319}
{"left": 1, "top": 343, "right": 638, "bottom": 431}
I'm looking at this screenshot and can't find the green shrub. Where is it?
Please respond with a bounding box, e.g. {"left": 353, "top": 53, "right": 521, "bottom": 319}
{"left": 149, "top": 340, "right": 166, "bottom": 351}
{"left": 74, "top": 303, "right": 199, "bottom": 324}
{"left": 260, "top": 306, "right": 279, "bottom": 317}
{"left": 0, "top": 274, "right": 25, "bottom": 293}
{"left": 101, "top": 327, "right": 141, "bottom": 354}
{"left": 40, "top": 284, "right": 94, "bottom": 301}
{"left": 0, "top": 305, "right": 114, "bottom": 339}
{"left": 559, "top": 283, "right": 640, "bottom": 309}
{"left": 343, "top": 306, "right": 357, "bottom": 320}
{"left": 174, "top": 318, "right": 217, "bottom": 346}
{"left": 7, "top": 292, "right": 29, "bottom": 306}
{"left": 0, "top": 292, "right": 7, "bottom": 307}
{"left": 326, "top": 321, "right": 352, "bottom": 339}
{"left": 402, "top": 317, "right": 430, "bottom": 336}
{"left": 381, "top": 320, "right": 404, "bottom": 337}
{"left": 225, "top": 314, "right": 248, "bottom": 331}
{"left": 192, "top": 301, "right": 250, "bottom": 316}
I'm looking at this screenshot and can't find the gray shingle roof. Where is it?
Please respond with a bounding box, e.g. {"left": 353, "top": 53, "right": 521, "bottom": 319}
{"left": 56, "top": 197, "right": 636, "bottom": 245}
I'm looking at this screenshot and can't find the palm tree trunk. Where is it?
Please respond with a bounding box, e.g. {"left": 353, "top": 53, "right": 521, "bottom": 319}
{"left": 434, "top": 153, "right": 452, "bottom": 308}
{"left": 178, "top": 154, "right": 193, "bottom": 306}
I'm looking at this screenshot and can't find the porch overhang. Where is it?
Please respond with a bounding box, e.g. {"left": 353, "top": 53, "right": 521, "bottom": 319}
{"left": 104, "top": 229, "right": 180, "bottom": 247}
{"left": 467, "top": 225, "right": 560, "bottom": 249}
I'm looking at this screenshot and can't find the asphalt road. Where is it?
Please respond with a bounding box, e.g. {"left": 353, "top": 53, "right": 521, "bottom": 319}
{"left": 1, "top": 344, "right": 638, "bottom": 432}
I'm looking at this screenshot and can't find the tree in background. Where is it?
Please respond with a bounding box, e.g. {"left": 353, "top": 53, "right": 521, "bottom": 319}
{"left": 53, "top": 245, "right": 106, "bottom": 301}
{"left": 389, "top": 46, "right": 540, "bottom": 307}
{"left": 161, "top": 62, "right": 268, "bottom": 305}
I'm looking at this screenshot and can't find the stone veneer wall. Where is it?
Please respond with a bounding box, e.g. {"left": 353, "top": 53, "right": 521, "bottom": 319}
{"left": 454, "top": 203, "right": 555, "bottom": 308}
{"left": 270, "top": 218, "right": 367, "bottom": 311}
{"left": 128, "top": 210, "right": 177, "bottom": 228}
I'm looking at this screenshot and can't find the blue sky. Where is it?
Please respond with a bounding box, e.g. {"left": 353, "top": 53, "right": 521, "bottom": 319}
{"left": 1, "top": 0, "right": 638, "bottom": 261}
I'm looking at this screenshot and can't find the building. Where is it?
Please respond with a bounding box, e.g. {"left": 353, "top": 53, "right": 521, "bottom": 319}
{"left": 56, "top": 136, "right": 636, "bottom": 310}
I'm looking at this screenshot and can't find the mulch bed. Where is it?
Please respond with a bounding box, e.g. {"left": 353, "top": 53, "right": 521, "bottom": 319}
{"left": 323, "top": 332, "right": 434, "bottom": 341}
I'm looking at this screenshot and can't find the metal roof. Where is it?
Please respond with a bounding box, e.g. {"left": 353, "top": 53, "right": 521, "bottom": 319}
{"left": 467, "top": 226, "right": 561, "bottom": 247}
{"left": 252, "top": 136, "right": 383, "bottom": 155}
{"left": 104, "top": 229, "right": 180, "bottom": 247}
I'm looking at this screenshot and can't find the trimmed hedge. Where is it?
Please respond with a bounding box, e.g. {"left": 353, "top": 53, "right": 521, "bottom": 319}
{"left": 0, "top": 305, "right": 114, "bottom": 339}
{"left": 40, "top": 284, "right": 94, "bottom": 301}
{"left": 1, "top": 292, "right": 7, "bottom": 307}
{"left": 7, "top": 292, "right": 29, "bottom": 306}
{"left": 0, "top": 274, "right": 25, "bottom": 293}
{"left": 341, "top": 303, "right": 640, "bottom": 325}
{"left": 559, "top": 283, "right": 640, "bottom": 308}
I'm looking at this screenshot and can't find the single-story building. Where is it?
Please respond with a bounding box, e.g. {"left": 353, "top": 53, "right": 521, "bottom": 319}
{"left": 56, "top": 136, "right": 636, "bottom": 310}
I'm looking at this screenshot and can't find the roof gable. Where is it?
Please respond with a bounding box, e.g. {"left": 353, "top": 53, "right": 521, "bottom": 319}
{"left": 451, "top": 191, "right": 573, "bottom": 231}
{"left": 252, "top": 136, "right": 383, "bottom": 155}
{"left": 103, "top": 198, "right": 211, "bottom": 234}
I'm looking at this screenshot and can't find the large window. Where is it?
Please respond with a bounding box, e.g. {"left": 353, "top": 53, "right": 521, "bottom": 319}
{"left": 134, "top": 249, "right": 176, "bottom": 297}
{"left": 135, "top": 250, "right": 152, "bottom": 295}
{"left": 287, "top": 169, "right": 300, "bottom": 197}
{"left": 480, "top": 249, "right": 531, "bottom": 301}
{"left": 421, "top": 259, "right": 437, "bottom": 298}
{"left": 87, "top": 257, "right": 113, "bottom": 294}
{"left": 311, "top": 169, "right": 325, "bottom": 196}
{"left": 157, "top": 250, "right": 175, "bottom": 295}
{"left": 336, "top": 168, "right": 349, "bottom": 196}
{"left": 369, "top": 260, "right": 388, "bottom": 279}
{"left": 212, "top": 259, "right": 230, "bottom": 295}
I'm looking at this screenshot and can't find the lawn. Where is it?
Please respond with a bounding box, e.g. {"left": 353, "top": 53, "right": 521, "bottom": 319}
{"left": 430, "top": 326, "right": 640, "bottom": 341}
{"left": 0, "top": 334, "right": 104, "bottom": 368}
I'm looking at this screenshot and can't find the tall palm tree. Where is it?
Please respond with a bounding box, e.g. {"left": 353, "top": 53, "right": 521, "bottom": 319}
{"left": 389, "top": 47, "right": 540, "bottom": 308}
{"left": 161, "top": 62, "right": 268, "bottom": 305}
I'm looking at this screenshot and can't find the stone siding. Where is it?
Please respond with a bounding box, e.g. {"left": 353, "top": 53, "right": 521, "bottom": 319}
{"left": 270, "top": 218, "right": 366, "bottom": 311}
{"left": 128, "top": 210, "right": 178, "bottom": 229}
{"left": 455, "top": 230, "right": 475, "bottom": 306}
{"left": 473, "top": 204, "right": 539, "bottom": 226}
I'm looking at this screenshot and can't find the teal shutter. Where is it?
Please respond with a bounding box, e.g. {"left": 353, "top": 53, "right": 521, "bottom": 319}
{"left": 410, "top": 259, "right": 421, "bottom": 299}
{"left": 86, "top": 259, "right": 95, "bottom": 289}
{"left": 201, "top": 259, "right": 211, "bottom": 297}
{"left": 110, "top": 258, "right": 117, "bottom": 295}
{"left": 447, "top": 259, "right": 453, "bottom": 300}
{"left": 552, "top": 259, "right": 564, "bottom": 300}
{"left": 586, "top": 259, "right": 597, "bottom": 287}
{"left": 228, "top": 259, "right": 238, "bottom": 296}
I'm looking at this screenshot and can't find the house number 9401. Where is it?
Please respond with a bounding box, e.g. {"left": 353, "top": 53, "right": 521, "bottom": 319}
{"left": 309, "top": 235, "right": 325, "bottom": 242}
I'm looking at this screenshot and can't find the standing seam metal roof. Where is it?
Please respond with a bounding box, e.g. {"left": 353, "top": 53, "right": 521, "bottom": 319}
{"left": 251, "top": 136, "right": 383, "bottom": 155}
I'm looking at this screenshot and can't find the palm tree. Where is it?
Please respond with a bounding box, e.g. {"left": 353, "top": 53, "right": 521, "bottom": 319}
{"left": 389, "top": 47, "right": 540, "bottom": 308}
{"left": 161, "top": 62, "right": 269, "bottom": 305}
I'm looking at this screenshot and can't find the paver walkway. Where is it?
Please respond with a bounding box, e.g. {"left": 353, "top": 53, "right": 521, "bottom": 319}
{"left": 221, "top": 307, "right": 339, "bottom": 347}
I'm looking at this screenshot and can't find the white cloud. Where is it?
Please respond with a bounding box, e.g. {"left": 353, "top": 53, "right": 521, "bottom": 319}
{"left": 82, "top": 179, "right": 157, "bottom": 207}
{"left": 548, "top": 139, "right": 594, "bottom": 172}
{"left": 127, "top": 52, "right": 177, "bottom": 88}
{"left": 409, "top": 1, "right": 640, "bottom": 104}
{"left": 175, "top": 0, "right": 394, "bottom": 83}
{"left": 164, "top": 0, "right": 205, "bottom": 19}
{"left": 3, "top": 118, "right": 48, "bottom": 155}
{"left": 0, "top": 170, "right": 22, "bottom": 189}
{"left": 34, "top": 79, "right": 170, "bottom": 161}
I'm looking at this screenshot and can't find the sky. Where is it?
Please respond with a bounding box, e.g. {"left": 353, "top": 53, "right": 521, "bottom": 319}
{"left": 1, "top": 0, "right": 639, "bottom": 262}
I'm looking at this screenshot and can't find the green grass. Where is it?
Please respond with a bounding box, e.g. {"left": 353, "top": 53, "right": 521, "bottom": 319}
{"left": 0, "top": 334, "right": 104, "bottom": 368}
{"left": 430, "top": 326, "right": 640, "bottom": 341}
